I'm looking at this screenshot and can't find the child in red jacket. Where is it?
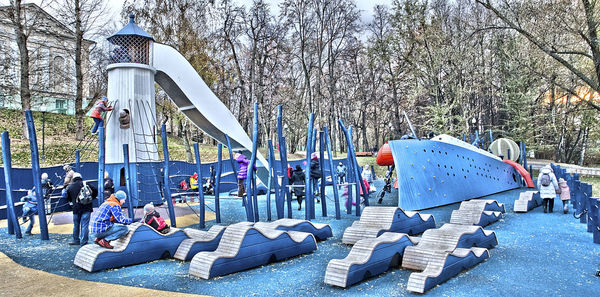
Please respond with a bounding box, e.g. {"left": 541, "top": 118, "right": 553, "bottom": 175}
{"left": 143, "top": 203, "right": 170, "bottom": 234}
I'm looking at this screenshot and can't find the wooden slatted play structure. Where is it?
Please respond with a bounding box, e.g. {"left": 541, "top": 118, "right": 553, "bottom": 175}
{"left": 189, "top": 223, "right": 317, "bottom": 279}
{"left": 73, "top": 222, "right": 188, "bottom": 272}
{"left": 341, "top": 206, "right": 435, "bottom": 245}
{"left": 450, "top": 199, "right": 505, "bottom": 226}
{"left": 173, "top": 225, "right": 227, "bottom": 261}
{"left": 514, "top": 191, "right": 542, "bottom": 213}
{"left": 324, "top": 232, "right": 418, "bottom": 288}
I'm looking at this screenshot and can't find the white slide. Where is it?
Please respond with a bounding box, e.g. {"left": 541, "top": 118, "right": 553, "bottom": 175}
{"left": 153, "top": 43, "right": 268, "bottom": 183}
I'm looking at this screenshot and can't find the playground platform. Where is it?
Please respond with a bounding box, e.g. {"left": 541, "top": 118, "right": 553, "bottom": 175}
{"left": 0, "top": 181, "right": 598, "bottom": 296}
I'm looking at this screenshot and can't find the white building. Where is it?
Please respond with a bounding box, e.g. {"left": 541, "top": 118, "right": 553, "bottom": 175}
{"left": 0, "top": 3, "right": 94, "bottom": 114}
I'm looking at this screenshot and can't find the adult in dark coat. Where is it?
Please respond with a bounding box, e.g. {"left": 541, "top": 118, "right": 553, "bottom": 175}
{"left": 103, "top": 172, "right": 114, "bottom": 200}
{"left": 64, "top": 173, "right": 98, "bottom": 246}
{"left": 290, "top": 165, "right": 306, "bottom": 210}
{"left": 309, "top": 153, "right": 322, "bottom": 203}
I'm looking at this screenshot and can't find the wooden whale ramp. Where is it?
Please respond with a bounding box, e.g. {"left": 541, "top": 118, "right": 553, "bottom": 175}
{"left": 189, "top": 224, "right": 317, "bottom": 279}
{"left": 74, "top": 223, "right": 188, "bottom": 272}
{"left": 173, "top": 225, "right": 227, "bottom": 261}
{"left": 324, "top": 232, "right": 417, "bottom": 288}
{"left": 342, "top": 206, "right": 435, "bottom": 245}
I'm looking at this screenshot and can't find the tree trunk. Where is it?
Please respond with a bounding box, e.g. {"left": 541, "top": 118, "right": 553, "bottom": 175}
{"left": 579, "top": 127, "right": 589, "bottom": 166}
{"left": 11, "top": 0, "right": 31, "bottom": 139}
{"left": 74, "top": 0, "right": 85, "bottom": 140}
{"left": 182, "top": 120, "right": 193, "bottom": 163}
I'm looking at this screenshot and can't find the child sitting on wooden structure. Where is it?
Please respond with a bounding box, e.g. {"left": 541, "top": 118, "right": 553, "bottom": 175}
{"left": 143, "top": 203, "right": 170, "bottom": 234}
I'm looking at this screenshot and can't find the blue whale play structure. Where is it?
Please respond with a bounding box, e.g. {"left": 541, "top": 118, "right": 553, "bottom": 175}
{"left": 341, "top": 206, "right": 435, "bottom": 245}
{"left": 73, "top": 223, "right": 188, "bottom": 272}
{"left": 254, "top": 218, "right": 333, "bottom": 241}
{"left": 189, "top": 223, "right": 317, "bottom": 279}
{"left": 450, "top": 199, "right": 505, "bottom": 227}
{"left": 324, "top": 232, "right": 418, "bottom": 287}
{"left": 173, "top": 225, "right": 227, "bottom": 261}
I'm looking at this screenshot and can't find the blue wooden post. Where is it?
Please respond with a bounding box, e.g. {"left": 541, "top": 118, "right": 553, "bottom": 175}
{"left": 488, "top": 129, "right": 493, "bottom": 145}
{"left": 339, "top": 121, "right": 368, "bottom": 216}
{"left": 462, "top": 133, "right": 466, "bottom": 142}
{"left": 97, "top": 126, "right": 105, "bottom": 202}
{"left": 528, "top": 164, "right": 533, "bottom": 178}
{"left": 309, "top": 127, "right": 318, "bottom": 219}
{"left": 345, "top": 144, "right": 353, "bottom": 215}
{"left": 319, "top": 131, "right": 327, "bottom": 217}
{"left": 122, "top": 144, "right": 135, "bottom": 220}
{"left": 268, "top": 140, "right": 283, "bottom": 219}
{"left": 160, "top": 125, "right": 176, "bottom": 227}
{"left": 507, "top": 148, "right": 511, "bottom": 160}
{"left": 522, "top": 143, "right": 528, "bottom": 171}
{"left": 225, "top": 134, "right": 238, "bottom": 178}
{"left": 75, "top": 150, "right": 81, "bottom": 172}
{"left": 215, "top": 144, "right": 223, "bottom": 223}
{"left": 25, "top": 110, "right": 48, "bottom": 240}
{"left": 276, "top": 106, "right": 292, "bottom": 218}
{"left": 304, "top": 113, "right": 314, "bottom": 220}
{"left": 469, "top": 133, "right": 473, "bottom": 143}
{"left": 1, "top": 132, "right": 21, "bottom": 238}
{"left": 475, "top": 130, "right": 479, "bottom": 146}
{"left": 323, "top": 127, "right": 341, "bottom": 219}
{"left": 193, "top": 143, "right": 206, "bottom": 229}
{"left": 266, "top": 139, "right": 274, "bottom": 221}
{"left": 225, "top": 134, "right": 242, "bottom": 207}
{"left": 280, "top": 138, "right": 292, "bottom": 218}
{"left": 245, "top": 103, "right": 260, "bottom": 222}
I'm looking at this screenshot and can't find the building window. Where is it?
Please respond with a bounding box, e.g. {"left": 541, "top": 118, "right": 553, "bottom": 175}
{"left": 55, "top": 99, "right": 66, "bottom": 112}
{"left": 52, "top": 55, "right": 65, "bottom": 93}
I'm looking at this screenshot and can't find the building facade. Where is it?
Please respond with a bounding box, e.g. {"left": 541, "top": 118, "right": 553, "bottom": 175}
{"left": 0, "top": 3, "right": 94, "bottom": 115}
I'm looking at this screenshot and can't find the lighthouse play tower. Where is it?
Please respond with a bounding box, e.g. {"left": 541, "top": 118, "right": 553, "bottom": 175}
{"left": 102, "top": 14, "right": 269, "bottom": 207}
{"left": 104, "top": 14, "right": 162, "bottom": 206}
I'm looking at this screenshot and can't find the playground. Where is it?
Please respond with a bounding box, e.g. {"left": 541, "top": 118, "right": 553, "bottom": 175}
{"left": 0, "top": 184, "right": 598, "bottom": 296}
{"left": 1, "top": 8, "right": 600, "bottom": 297}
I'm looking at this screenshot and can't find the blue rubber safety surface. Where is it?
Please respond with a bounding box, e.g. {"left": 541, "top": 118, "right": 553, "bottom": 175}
{"left": 0, "top": 180, "right": 598, "bottom": 296}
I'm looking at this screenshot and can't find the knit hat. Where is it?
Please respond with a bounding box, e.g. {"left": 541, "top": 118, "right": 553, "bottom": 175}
{"left": 63, "top": 164, "right": 72, "bottom": 171}
{"left": 311, "top": 152, "right": 318, "bottom": 160}
{"left": 144, "top": 203, "right": 154, "bottom": 214}
{"left": 558, "top": 178, "right": 566, "bottom": 183}
{"left": 101, "top": 96, "right": 108, "bottom": 102}
{"left": 41, "top": 173, "right": 48, "bottom": 180}
{"left": 73, "top": 172, "right": 82, "bottom": 179}
{"left": 115, "top": 190, "right": 127, "bottom": 200}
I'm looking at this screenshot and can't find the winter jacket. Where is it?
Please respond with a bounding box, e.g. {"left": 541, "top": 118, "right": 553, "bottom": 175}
{"left": 41, "top": 178, "right": 53, "bottom": 198}
{"left": 65, "top": 176, "right": 98, "bottom": 214}
{"left": 336, "top": 165, "right": 346, "bottom": 177}
{"left": 90, "top": 194, "right": 132, "bottom": 234}
{"left": 361, "top": 169, "right": 373, "bottom": 184}
{"left": 90, "top": 100, "right": 110, "bottom": 119}
{"left": 119, "top": 111, "right": 130, "bottom": 129}
{"left": 144, "top": 210, "right": 169, "bottom": 233}
{"left": 20, "top": 191, "right": 38, "bottom": 215}
{"left": 236, "top": 154, "right": 250, "bottom": 180}
{"left": 63, "top": 169, "right": 75, "bottom": 187}
{"left": 536, "top": 167, "right": 558, "bottom": 199}
{"left": 558, "top": 180, "right": 571, "bottom": 201}
{"left": 104, "top": 177, "right": 114, "bottom": 200}
{"left": 290, "top": 168, "right": 306, "bottom": 197}
{"left": 310, "top": 159, "right": 322, "bottom": 180}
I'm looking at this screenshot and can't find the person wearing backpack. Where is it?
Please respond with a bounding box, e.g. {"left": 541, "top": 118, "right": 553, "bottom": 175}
{"left": 537, "top": 165, "right": 559, "bottom": 213}
{"left": 64, "top": 172, "right": 97, "bottom": 246}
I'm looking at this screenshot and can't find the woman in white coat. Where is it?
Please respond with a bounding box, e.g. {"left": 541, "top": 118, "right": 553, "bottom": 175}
{"left": 537, "top": 165, "right": 559, "bottom": 213}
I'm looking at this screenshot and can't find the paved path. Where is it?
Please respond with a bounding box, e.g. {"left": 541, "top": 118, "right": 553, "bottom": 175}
{"left": 0, "top": 251, "right": 204, "bottom": 297}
